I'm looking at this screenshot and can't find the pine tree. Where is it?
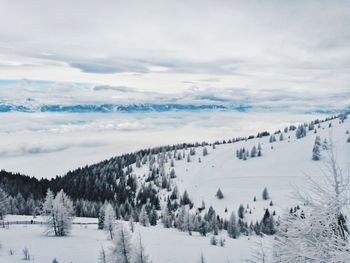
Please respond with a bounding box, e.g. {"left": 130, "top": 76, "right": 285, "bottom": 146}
{"left": 262, "top": 187, "right": 269, "bottom": 200}
{"left": 98, "top": 203, "right": 106, "bottom": 230}
{"left": 296, "top": 125, "right": 307, "bottom": 139}
{"left": 257, "top": 143, "right": 262, "bottom": 157}
{"left": 238, "top": 204, "right": 245, "bottom": 219}
{"left": 312, "top": 136, "right": 321, "bottom": 161}
{"left": 161, "top": 205, "right": 172, "bottom": 228}
{"left": 210, "top": 235, "right": 218, "bottom": 245}
{"left": 216, "top": 188, "right": 224, "bottom": 199}
{"left": 227, "top": 212, "right": 240, "bottom": 239}
{"left": 149, "top": 208, "right": 157, "bottom": 226}
{"left": 260, "top": 209, "right": 275, "bottom": 235}
{"left": 203, "top": 147, "right": 208, "bottom": 156}
{"left": 139, "top": 206, "right": 149, "bottom": 227}
{"left": 279, "top": 133, "right": 284, "bottom": 141}
{"left": 250, "top": 146, "right": 257, "bottom": 157}
{"left": 180, "top": 190, "right": 192, "bottom": 206}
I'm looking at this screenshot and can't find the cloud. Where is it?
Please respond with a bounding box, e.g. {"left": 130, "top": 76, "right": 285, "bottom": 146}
{"left": 0, "top": 0, "right": 349, "bottom": 94}
{"left": 0, "top": 140, "right": 103, "bottom": 157}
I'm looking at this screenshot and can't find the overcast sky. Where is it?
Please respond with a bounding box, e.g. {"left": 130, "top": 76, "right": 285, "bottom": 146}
{"left": 0, "top": 0, "right": 349, "bottom": 94}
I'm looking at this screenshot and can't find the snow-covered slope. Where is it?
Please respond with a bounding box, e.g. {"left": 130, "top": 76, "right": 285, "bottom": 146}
{"left": 1, "top": 116, "right": 349, "bottom": 263}
{"left": 134, "top": 117, "right": 350, "bottom": 222}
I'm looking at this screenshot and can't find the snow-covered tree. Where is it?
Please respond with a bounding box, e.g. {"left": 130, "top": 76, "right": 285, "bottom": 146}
{"left": 257, "top": 143, "right": 262, "bottom": 157}
{"left": 170, "top": 168, "right": 176, "bottom": 178}
{"left": 161, "top": 205, "right": 172, "bottom": 228}
{"left": 273, "top": 150, "right": 350, "bottom": 262}
{"left": 0, "top": 187, "right": 8, "bottom": 220}
{"left": 238, "top": 204, "right": 245, "bottom": 219}
{"left": 43, "top": 189, "right": 74, "bottom": 236}
{"left": 203, "top": 147, "right": 208, "bottom": 156}
{"left": 296, "top": 124, "right": 307, "bottom": 139}
{"left": 139, "top": 205, "right": 149, "bottom": 227}
{"left": 98, "top": 202, "right": 107, "bottom": 230}
{"left": 312, "top": 136, "right": 321, "bottom": 161}
{"left": 227, "top": 212, "right": 240, "bottom": 239}
{"left": 216, "top": 188, "right": 224, "bottom": 199}
{"left": 262, "top": 187, "right": 269, "bottom": 200}
{"left": 260, "top": 209, "right": 275, "bottom": 235}
{"left": 250, "top": 146, "right": 257, "bottom": 157}
{"left": 110, "top": 223, "right": 133, "bottom": 263}
{"left": 104, "top": 203, "right": 116, "bottom": 240}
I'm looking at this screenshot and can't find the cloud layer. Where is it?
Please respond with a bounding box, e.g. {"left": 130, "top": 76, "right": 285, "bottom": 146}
{"left": 0, "top": 1, "right": 349, "bottom": 94}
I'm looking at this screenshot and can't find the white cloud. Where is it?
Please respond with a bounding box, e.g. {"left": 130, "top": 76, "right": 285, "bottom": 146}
{"left": 0, "top": 1, "right": 349, "bottom": 93}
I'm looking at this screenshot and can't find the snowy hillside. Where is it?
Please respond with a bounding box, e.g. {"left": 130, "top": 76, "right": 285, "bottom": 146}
{"left": 1, "top": 115, "right": 349, "bottom": 263}
{"left": 132, "top": 116, "right": 350, "bottom": 222}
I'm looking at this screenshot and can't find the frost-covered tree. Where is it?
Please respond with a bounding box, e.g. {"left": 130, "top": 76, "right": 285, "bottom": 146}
{"left": 203, "top": 147, "right": 208, "bottom": 156}
{"left": 273, "top": 150, "right": 350, "bottom": 262}
{"left": 296, "top": 124, "right": 307, "bottom": 139}
{"left": 312, "top": 136, "right": 321, "bottom": 161}
{"left": 0, "top": 187, "right": 8, "bottom": 220}
{"left": 238, "top": 204, "right": 245, "bottom": 219}
{"left": 180, "top": 190, "right": 192, "bottom": 207}
{"left": 250, "top": 146, "right": 257, "bottom": 157}
{"left": 347, "top": 137, "right": 350, "bottom": 143}
{"left": 98, "top": 202, "right": 107, "bottom": 230}
{"left": 257, "top": 143, "right": 262, "bottom": 157}
{"left": 170, "top": 168, "right": 176, "bottom": 179}
{"left": 161, "top": 205, "right": 172, "bottom": 228}
{"left": 43, "top": 189, "right": 74, "bottom": 236}
{"left": 279, "top": 133, "right": 284, "bottom": 141}
{"left": 110, "top": 223, "right": 133, "bottom": 263}
{"left": 260, "top": 209, "right": 275, "bottom": 235}
{"left": 269, "top": 135, "right": 276, "bottom": 143}
{"left": 227, "top": 212, "right": 240, "bottom": 239}
{"left": 104, "top": 203, "right": 116, "bottom": 240}
{"left": 210, "top": 235, "right": 218, "bottom": 246}
{"left": 262, "top": 187, "right": 269, "bottom": 200}
{"left": 139, "top": 206, "right": 149, "bottom": 227}
{"left": 216, "top": 188, "right": 224, "bottom": 199}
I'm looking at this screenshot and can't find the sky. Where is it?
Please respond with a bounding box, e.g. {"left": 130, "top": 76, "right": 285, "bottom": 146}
{"left": 0, "top": 1, "right": 349, "bottom": 178}
{"left": 0, "top": 0, "right": 349, "bottom": 94}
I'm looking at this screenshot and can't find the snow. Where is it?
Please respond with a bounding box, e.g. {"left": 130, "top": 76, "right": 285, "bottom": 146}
{"left": 133, "top": 117, "right": 350, "bottom": 223}
{"left": 0, "top": 116, "right": 349, "bottom": 262}
{"left": 0, "top": 217, "right": 262, "bottom": 263}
